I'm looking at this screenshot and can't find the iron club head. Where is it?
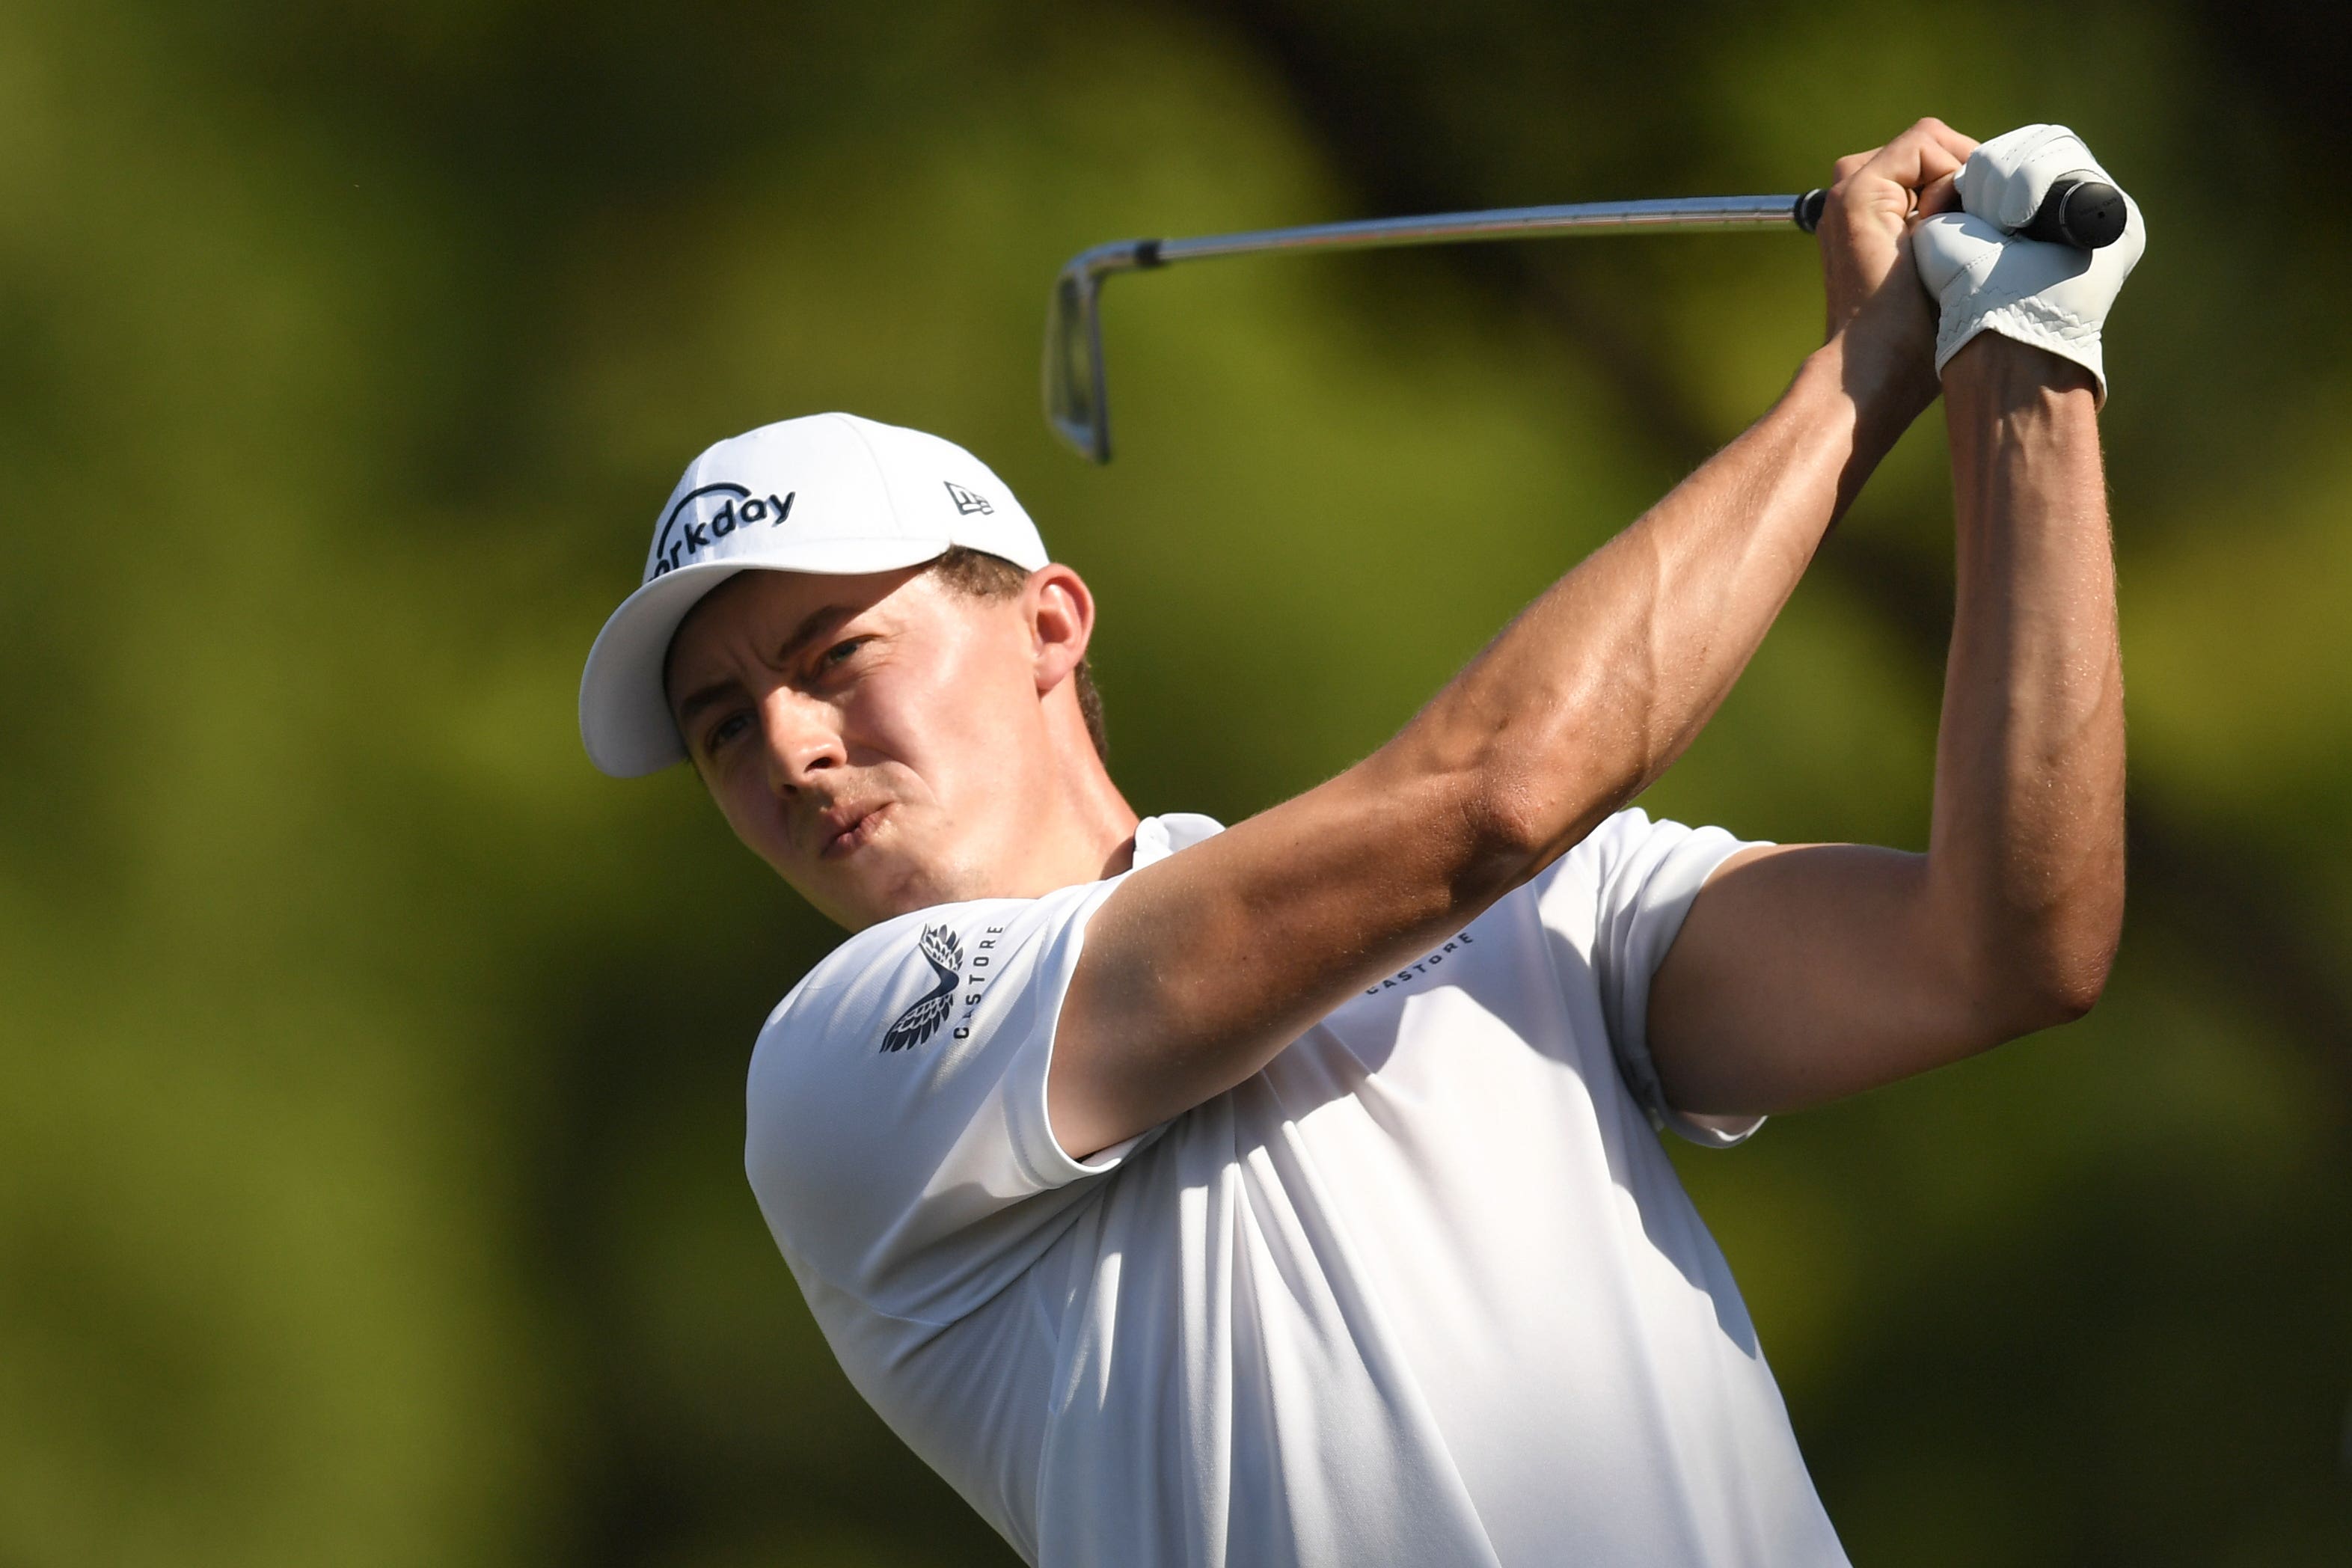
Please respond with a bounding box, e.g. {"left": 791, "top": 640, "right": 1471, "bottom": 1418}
{"left": 1043, "top": 239, "right": 1163, "bottom": 465}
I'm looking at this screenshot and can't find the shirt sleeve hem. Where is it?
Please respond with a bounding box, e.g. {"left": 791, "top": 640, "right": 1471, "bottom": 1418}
{"left": 1616, "top": 825, "right": 1771, "bottom": 1151}
{"left": 1005, "top": 878, "right": 1164, "bottom": 1189}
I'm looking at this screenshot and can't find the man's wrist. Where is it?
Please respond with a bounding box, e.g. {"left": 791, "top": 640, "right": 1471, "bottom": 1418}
{"left": 1940, "top": 332, "right": 2103, "bottom": 524}
{"left": 1941, "top": 332, "right": 2099, "bottom": 411}
{"left": 1803, "top": 334, "right": 1929, "bottom": 474}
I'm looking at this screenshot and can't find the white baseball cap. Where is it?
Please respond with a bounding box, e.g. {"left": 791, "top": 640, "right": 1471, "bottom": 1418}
{"left": 579, "top": 411, "right": 1050, "bottom": 777}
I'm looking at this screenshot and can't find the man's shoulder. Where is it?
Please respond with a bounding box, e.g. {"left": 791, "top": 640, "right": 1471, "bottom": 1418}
{"left": 762, "top": 812, "right": 1225, "bottom": 1047}
{"left": 757, "top": 877, "right": 1123, "bottom": 1062}
{"left": 787, "top": 903, "right": 983, "bottom": 1004}
{"left": 767, "top": 899, "right": 1025, "bottom": 1044}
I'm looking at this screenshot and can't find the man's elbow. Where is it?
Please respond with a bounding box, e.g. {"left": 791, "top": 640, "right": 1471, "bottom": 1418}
{"left": 1980, "top": 937, "right": 2116, "bottom": 1040}
{"left": 1436, "top": 767, "right": 1564, "bottom": 895}
{"left": 1453, "top": 749, "right": 1641, "bottom": 892}
{"left": 2024, "top": 964, "right": 2108, "bottom": 1032}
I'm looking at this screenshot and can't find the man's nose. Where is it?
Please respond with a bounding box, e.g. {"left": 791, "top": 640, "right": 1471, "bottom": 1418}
{"left": 758, "top": 690, "right": 846, "bottom": 793}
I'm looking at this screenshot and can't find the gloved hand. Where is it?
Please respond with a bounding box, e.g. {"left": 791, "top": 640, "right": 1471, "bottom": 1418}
{"left": 1912, "top": 124, "right": 2146, "bottom": 402}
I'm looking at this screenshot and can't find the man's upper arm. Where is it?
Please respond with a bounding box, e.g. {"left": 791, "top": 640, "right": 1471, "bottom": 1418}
{"left": 1644, "top": 842, "right": 2003, "bottom": 1119}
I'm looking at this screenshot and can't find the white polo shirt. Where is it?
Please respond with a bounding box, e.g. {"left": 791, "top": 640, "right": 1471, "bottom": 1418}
{"left": 745, "top": 809, "right": 1849, "bottom": 1567}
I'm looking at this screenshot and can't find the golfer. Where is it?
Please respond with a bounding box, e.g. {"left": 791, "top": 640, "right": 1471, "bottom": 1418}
{"left": 579, "top": 120, "right": 2140, "bottom": 1565}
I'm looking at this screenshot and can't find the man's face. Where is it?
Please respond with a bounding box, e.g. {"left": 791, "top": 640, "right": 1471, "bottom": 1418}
{"left": 664, "top": 566, "right": 1053, "bottom": 930}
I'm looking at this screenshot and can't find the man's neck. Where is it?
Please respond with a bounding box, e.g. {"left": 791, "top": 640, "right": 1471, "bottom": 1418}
{"left": 1050, "top": 756, "right": 1140, "bottom": 889}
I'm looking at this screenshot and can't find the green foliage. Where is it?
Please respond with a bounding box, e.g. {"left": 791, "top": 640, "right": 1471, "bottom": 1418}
{"left": 1, "top": 0, "right": 2344, "bottom": 1563}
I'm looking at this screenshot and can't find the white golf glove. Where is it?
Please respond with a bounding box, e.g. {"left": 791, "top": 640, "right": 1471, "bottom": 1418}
{"left": 1912, "top": 124, "right": 2146, "bottom": 402}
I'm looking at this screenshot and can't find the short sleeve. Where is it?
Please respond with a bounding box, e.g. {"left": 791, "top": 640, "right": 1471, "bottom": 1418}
{"left": 744, "top": 876, "right": 1154, "bottom": 1325}
{"left": 1581, "top": 808, "right": 1770, "bottom": 1148}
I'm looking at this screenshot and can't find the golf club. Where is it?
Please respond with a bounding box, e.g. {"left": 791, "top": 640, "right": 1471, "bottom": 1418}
{"left": 1044, "top": 178, "right": 2125, "bottom": 462}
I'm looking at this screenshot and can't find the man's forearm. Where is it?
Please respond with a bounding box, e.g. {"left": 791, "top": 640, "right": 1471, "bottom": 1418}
{"left": 1929, "top": 336, "right": 2125, "bottom": 1029}
{"left": 1379, "top": 336, "right": 1904, "bottom": 877}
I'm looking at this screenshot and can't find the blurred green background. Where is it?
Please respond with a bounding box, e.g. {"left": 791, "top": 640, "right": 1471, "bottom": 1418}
{"left": 4, "top": 1, "right": 2347, "bottom": 1563}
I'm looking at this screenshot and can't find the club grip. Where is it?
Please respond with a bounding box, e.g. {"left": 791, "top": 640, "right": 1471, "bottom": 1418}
{"left": 1792, "top": 176, "right": 2127, "bottom": 249}
{"left": 2021, "top": 176, "right": 2128, "bottom": 248}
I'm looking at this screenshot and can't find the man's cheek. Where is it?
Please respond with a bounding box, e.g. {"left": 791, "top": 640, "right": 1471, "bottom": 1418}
{"left": 723, "top": 792, "right": 783, "bottom": 859}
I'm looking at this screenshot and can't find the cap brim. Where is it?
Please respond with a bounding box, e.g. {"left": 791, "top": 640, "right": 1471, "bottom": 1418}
{"left": 578, "top": 535, "right": 955, "bottom": 777}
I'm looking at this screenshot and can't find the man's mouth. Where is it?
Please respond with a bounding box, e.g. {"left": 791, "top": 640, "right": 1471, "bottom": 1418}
{"left": 818, "top": 801, "right": 891, "bottom": 860}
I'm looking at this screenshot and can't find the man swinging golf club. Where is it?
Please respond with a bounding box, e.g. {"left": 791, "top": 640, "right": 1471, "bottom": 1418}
{"left": 579, "top": 120, "right": 2141, "bottom": 1565}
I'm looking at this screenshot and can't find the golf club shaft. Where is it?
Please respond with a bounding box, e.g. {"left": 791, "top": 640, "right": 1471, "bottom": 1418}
{"left": 1133, "top": 194, "right": 1806, "bottom": 271}
{"left": 1080, "top": 177, "right": 2122, "bottom": 282}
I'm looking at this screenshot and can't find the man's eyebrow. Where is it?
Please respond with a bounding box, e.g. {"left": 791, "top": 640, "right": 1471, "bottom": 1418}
{"left": 774, "top": 602, "right": 860, "bottom": 666}
{"left": 671, "top": 602, "right": 863, "bottom": 726}
{"left": 674, "top": 677, "right": 741, "bottom": 727}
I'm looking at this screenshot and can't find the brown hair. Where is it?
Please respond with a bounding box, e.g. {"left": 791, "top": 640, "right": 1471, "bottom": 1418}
{"left": 928, "top": 547, "right": 1108, "bottom": 762}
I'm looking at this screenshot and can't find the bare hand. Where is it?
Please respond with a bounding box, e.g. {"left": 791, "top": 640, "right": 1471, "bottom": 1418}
{"left": 1815, "top": 117, "right": 1979, "bottom": 432}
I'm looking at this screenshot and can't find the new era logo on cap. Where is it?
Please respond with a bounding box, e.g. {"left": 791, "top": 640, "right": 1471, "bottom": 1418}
{"left": 946, "top": 482, "right": 993, "bottom": 516}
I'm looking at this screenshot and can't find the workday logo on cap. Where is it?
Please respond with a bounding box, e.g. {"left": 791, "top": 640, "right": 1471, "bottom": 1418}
{"left": 646, "top": 483, "right": 797, "bottom": 580}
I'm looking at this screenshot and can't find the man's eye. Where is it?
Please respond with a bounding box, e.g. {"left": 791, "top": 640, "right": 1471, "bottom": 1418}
{"left": 705, "top": 713, "right": 750, "bottom": 753}
{"left": 819, "top": 637, "right": 867, "bottom": 670}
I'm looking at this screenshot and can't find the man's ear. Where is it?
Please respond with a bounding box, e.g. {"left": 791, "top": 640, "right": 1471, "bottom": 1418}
{"left": 1023, "top": 564, "right": 1096, "bottom": 693}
